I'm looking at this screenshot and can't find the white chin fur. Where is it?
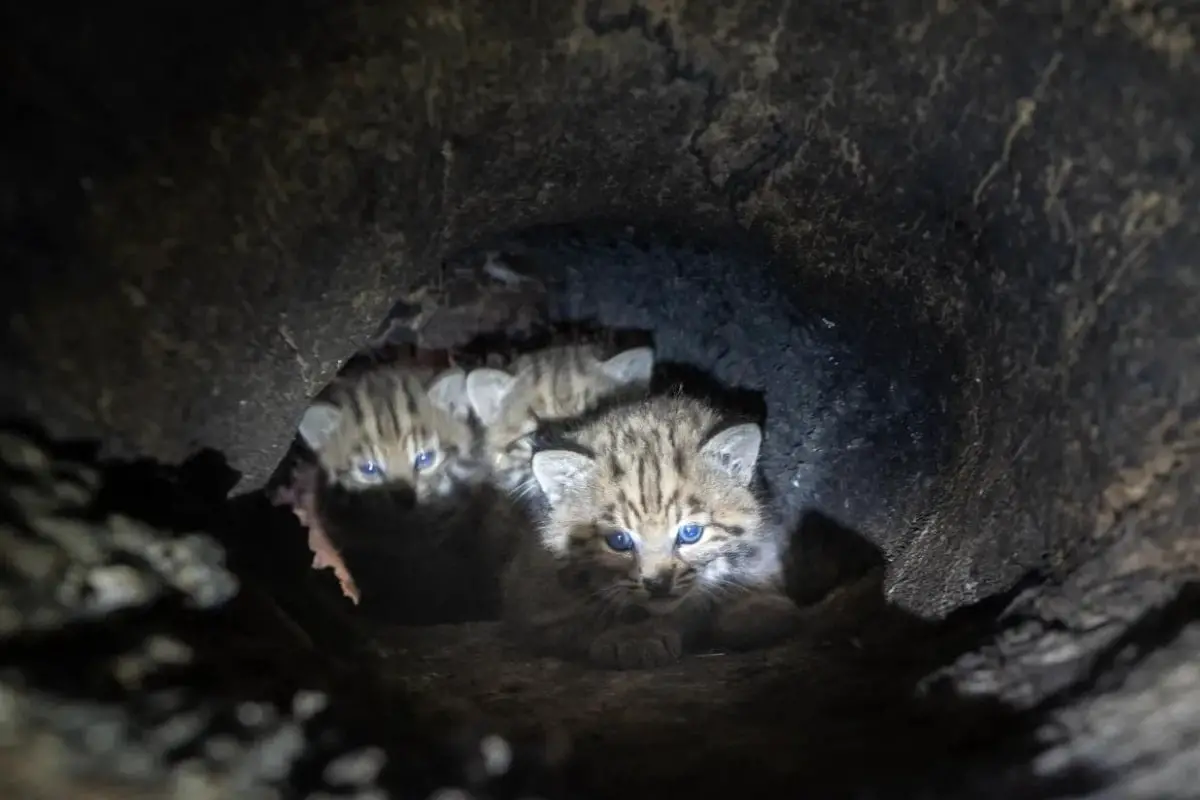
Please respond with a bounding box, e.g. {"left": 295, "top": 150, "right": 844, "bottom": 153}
{"left": 701, "top": 542, "right": 785, "bottom": 588}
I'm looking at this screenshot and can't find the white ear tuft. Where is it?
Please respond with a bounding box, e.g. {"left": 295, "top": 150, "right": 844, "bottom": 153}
{"left": 599, "top": 347, "right": 655, "bottom": 387}
{"left": 699, "top": 423, "right": 762, "bottom": 487}
{"left": 530, "top": 449, "right": 595, "bottom": 506}
{"left": 298, "top": 403, "right": 343, "bottom": 452}
{"left": 466, "top": 368, "right": 518, "bottom": 425}
{"left": 427, "top": 369, "right": 471, "bottom": 420}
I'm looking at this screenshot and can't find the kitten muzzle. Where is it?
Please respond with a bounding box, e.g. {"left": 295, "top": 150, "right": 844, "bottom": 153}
{"left": 381, "top": 483, "right": 417, "bottom": 510}
{"left": 641, "top": 574, "right": 675, "bottom": 599}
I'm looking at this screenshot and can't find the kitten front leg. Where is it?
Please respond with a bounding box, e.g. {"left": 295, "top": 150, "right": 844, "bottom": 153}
{"left": 709, "top": 590, "right": 804, "bottom": 652}
{"left": 509, "top": 598, "right": 606, "bottom": 659}
{"left": 584, "top": 600, "right": 712, "bottom": 670}
{"left": 500, "top": 547, "right": 612, "bottom": 660}
{"left": 587, "top": 617, "right": 687, "bottom": 669}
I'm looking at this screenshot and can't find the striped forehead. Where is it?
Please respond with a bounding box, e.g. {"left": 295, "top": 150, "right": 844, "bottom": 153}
{"left": 516, "top": 352, "right": 582, "bottom": 411}
{"left": 596, "top": 444, "right": 705, "bottom": 527}
{"left": 338, "top": 373, "right": 435, "bottom": 451}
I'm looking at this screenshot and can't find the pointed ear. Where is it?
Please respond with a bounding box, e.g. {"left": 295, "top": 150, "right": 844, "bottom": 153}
{"left": 531, "top": 449, "right": 595, "bottom": 506}
{"left": 700, "top": 423, "right": 762, "bottom": 486}
{"left": 427, "top": 368, "right": 470, "bottom": 420}
{"left": 599, "top": 347, "right": 655, "bottom": 386}
{"left": 298, "top": 403, "right": 343, "bottom": 452}
{"left": 466, "top": 368, "right": 517, "bottom": 425}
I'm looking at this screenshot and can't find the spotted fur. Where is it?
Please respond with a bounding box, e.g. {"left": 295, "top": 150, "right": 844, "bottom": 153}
{"left": 465, "top": 344, "right": 654, "bottom": 494}
{"left": 296, "top": 364, "right": 483, "bottom": 502}
{"left": 502, "top": 394, "right": 800, "bottom": 669}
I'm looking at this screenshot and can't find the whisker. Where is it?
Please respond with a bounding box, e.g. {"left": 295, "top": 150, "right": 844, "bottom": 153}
{"left": 507, "top": 474, "right": 543, "bottom": 503}
{"left": 697, "top": 578, "right": 750, "bottom": 603}
{"left": 590, "top": 584, "right": 630, "bottom": 604}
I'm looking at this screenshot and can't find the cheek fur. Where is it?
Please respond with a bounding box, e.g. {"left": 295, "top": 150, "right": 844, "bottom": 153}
{"left": 596, "top": 548, "right": 639, "bottom": 578}
{"left": 678, "top": 539, "right": 747, "bottom": 585}
{"left": 565, "top": 529, "right": 639, "bottom": 580}
{"left": 675, "top": 540, "right": 725, "bottom": 567}
{"left": 557, "top": 545, "right": 635, "bottom": 594}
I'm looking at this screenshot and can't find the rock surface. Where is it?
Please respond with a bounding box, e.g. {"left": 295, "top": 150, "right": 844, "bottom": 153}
{"left": 4, "top": 424, "right": 1198, "bottom": 798}
{"left": 2, "top": 0, "right": 1198, "bottom": 797}
{"left": 0, "top": 426, "right": 564, "bottom": 799}
{"left": 4, "top": 0, "right": 1197, "bottom": 619}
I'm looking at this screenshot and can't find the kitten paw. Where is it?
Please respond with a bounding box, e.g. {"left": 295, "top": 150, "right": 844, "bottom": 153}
{"left": 711, "top": 591, "right": 803, "bottom": 652}
{"left": 587, "top": 627, "right": 684, "bottom": 670}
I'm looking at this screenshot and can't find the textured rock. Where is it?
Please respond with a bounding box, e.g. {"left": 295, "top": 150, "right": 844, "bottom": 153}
{"left": 4, "top": 0, "right": 1197, "bottom": 620}
{"left": 2, "top": 0, "right": 1198, "bottom": 796}
{"left": 0, "top": 429, "right": 238, "bottom": 636}
{"left": 3, "top": 421, "right": 1198, "bottom": 798}
{"left": 0, "top": 426, "right": 564, "bottom": 799}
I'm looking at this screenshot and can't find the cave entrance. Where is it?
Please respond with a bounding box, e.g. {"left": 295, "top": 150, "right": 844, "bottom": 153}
{"left": 229, "top": 223, "right": 1023, "bottom": 798}
{"left": 5, "top": 0, "right": 1198, "bottom": 793}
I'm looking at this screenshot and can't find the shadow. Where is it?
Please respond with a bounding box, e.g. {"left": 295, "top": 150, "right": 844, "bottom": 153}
{"left": 558, "top": 567, "right": 1104, "bottom": 799}
{"left": 456, "top": 318, "right": 657, "bottom": 369}
{"left": 233, "top": 439, "right": 519, "bottom": 632}
{"left": 222, "top": 485, "right": 380, "bottom": 662}
{"left": 649, "top": 360, "right": 767, "bottom": 425}
{"left": 0, "top": 418, "right": 567, "bottom": 798}
{"left": 868, "top": 581, "right": 1200, "bottom": 798}
{"left": 785, "top": 509, "right": 888, "bottom": 607}
{"left": 322, "top": 479, "right": 519, "bottom": 626}
{"left": 93, "top": 447, "right": 242, "bottom": 534}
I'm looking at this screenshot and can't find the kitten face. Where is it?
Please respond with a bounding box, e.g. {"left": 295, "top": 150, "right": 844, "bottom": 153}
{"left": 465, "top": 345, "right": 654, "bottom": 491}
{"left": 530, "top": 395, "right": 770, "bottom": 615}
{"left": 297, "top": 366, "right": 480, "bottom": 502}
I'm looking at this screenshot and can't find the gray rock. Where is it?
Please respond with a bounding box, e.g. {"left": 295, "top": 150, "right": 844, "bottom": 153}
{"left": 2, "top": 0, "right": 1198, "bottom": 797}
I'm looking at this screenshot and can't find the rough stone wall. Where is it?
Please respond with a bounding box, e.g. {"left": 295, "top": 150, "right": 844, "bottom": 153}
{"left": 0, "top": 426, "right": 565, "bottom": 799}
{"left": 2, "top": 421, "right": 1198, "bottom": 798}
{"left": 2, "top": 2, "right": 1197, "bottom": 612}
{"left": 2, "top": 0, "right": 1200, "bottom": 788}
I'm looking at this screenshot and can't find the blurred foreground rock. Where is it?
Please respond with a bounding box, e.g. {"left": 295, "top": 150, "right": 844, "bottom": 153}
{"left": 0, "top": 424, "right": 564, "bottom": 800}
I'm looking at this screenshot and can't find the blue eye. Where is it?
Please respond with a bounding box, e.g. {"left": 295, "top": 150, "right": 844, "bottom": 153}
{"left": 413, "top": 449, "right": 437, "bottom": 471}
{"left": 676, "top": 523, "right": 705, "bottom": 545}
{"left": 604, "top": 531, "right": 636, "bottom": 552}
{"left": 357, "top": 460, "right": 384, "bottom": 478}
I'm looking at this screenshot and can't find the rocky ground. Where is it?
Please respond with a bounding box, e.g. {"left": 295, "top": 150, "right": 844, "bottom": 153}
{"left": 2, "top": 0, "right": 1197, "bottom": 796}
{"left": 2, "top": 418, "right": 1198, "bottom": 799}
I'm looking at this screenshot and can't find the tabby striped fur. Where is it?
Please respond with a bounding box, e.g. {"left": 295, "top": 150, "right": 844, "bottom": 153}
{"left": 502, "top": 394, "right": 799, "bottom": 669}
{"left": 465, "top": 344, "right": 654, "bottom": 495}
{"left": 296, "top": 364, "right": 481, "bottom": 501}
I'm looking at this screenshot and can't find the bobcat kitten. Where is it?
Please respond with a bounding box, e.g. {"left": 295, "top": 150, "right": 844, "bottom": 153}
{"left": 502, "top": 394, "right": 801, "bottom": 669}
{"left": 295, "top": 363, "right": 511, "bottom": 619}
{"left": 464, "top": 344, "right": 654, "bottom": 494}
{"left": 297, "top": 364, "right": 480, "bottom": 502}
